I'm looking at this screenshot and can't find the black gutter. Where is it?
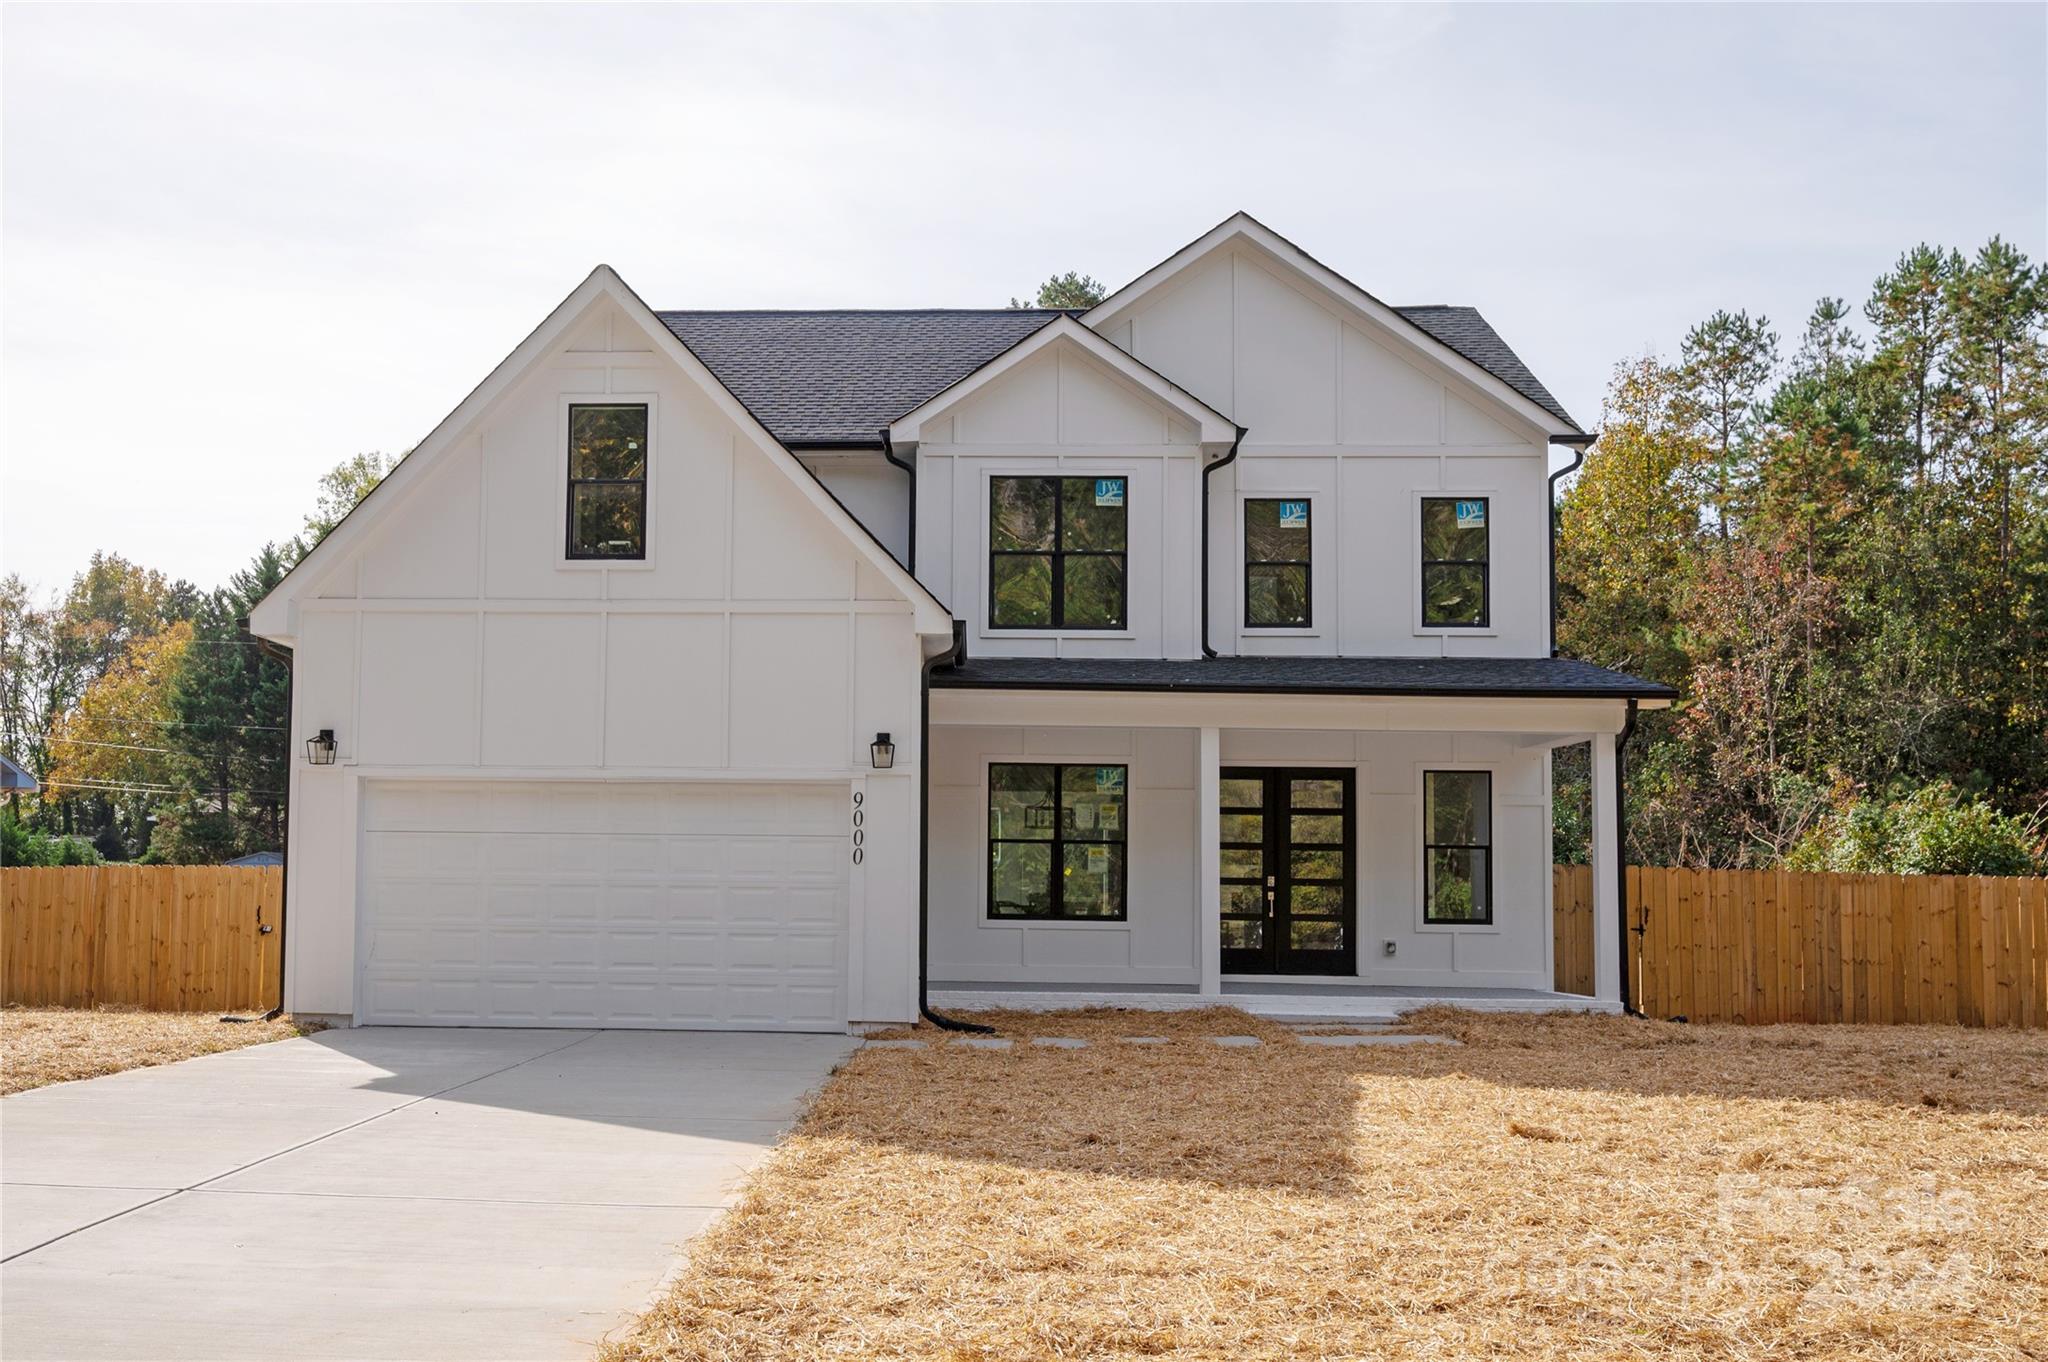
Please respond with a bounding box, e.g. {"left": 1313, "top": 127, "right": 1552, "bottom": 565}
{"left": 919, "top": 620, "right": 991, "bottom": 1033}
{"left": 1199, "top": 427, "right": 1249, "bottom": 658}
{"left": 1616, "top": 697, "right": 1640, "bottom": 1017}
{"left": 880, "top": 427, "right": 916, "bottom": 575}
{"left": 1547, "top": 433, "right": 1596, "bottom": 658}
{"left": 244, "top": 626, "right": 293, "bottom": 1022}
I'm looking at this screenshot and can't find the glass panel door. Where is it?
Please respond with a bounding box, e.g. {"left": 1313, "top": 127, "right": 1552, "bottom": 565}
{"left": 1218, "top": 768, "right": 1355, "bottom": 976}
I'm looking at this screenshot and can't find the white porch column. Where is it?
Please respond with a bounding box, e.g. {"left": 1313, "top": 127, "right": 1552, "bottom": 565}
{"left": 1588, "top": 731, "right": 1622, "bottom": 1005}
{"left": 1198, "top": 725, "right": 1222, "bottom": 998}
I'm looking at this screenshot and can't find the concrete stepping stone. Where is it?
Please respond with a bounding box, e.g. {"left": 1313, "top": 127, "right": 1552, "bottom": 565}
{"left": 1119, "top": 1037, "right": 1169, "bottom": 1045}
{"left": 1031, "top": 1037, "right": 1089, "bottom": 1049}
{"left": 862, "top": 1039, "right": 927, "bottom": 1050}
{"left": 1298, "top": 1033, "right": 1461, "bottom": 1047}
{"left": 1210, "top": 1035, "right": 1263, "bottom": 1047}
{"left": 953, "top": 1036, "right": 1013, "bottom": 1050}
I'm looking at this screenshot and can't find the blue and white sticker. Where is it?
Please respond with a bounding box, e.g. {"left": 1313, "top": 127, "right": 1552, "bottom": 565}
{"left": 1095, "top": 766, "right": 1125, "bottom": 792}
{"left": 1278, "top": 500, "right": 1308, "bottom": 530}
{"left": 1455, "top": 499, "right": 1487, "bottom": 529}
{"left": 1094, "top": 478, "right": 1125, "bottom": 507}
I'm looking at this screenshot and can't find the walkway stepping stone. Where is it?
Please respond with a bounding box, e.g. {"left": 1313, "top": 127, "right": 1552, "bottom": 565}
{"left": 1031, "top": 1037, "right": 1089, "bottom": 1049}
{"left": 1120, "top": 1037, "right": 1169, "bottom": 1045}
{"left": 1210, "top": 1035, "right": 1263, "bottom": 1047}
{"left": 1298, "top": 1033, "right": 1461, "bottom": 1047}
{"left": 954, "top": 1037, "right": 1013, "bottom": 1050}
{"left": 863, "top": 1039, "right": 927, "bottom": 1050}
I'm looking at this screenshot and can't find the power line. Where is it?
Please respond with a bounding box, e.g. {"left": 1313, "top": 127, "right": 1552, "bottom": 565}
{"left": 44, "top": 737, "right": 179, "bottom": 756}
{"left": 38, "top": 778, "right": 285, "bottom": 798}
{"left": 46, "top": 717, "right": 286, "bottom": 734}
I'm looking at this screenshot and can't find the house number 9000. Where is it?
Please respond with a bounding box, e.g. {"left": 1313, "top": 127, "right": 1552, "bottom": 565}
{"left": 851, "top": 791, "right": 865, "bottom": 864}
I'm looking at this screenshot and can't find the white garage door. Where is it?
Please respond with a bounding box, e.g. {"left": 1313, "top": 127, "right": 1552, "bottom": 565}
{"left": 358, "top": 781, "right": 848, "bottom": 1031}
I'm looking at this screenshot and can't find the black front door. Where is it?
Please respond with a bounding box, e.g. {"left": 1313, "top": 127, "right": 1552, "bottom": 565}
{"left": 1219, "top": 767, "right": 1356, "bottom": 976}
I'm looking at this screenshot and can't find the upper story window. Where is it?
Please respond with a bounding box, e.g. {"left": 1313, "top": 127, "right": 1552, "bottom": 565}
{"left": 1244, "top": 498, "right": 1311, "bottom": 628}
{"left": 1423, "top": 769, "right": 1492, "bottom": 925}
{"left": 989, "top": 476, "right": 1126, "bottom": 629}
{"left": 567, "top": 404, "right": 648, "bottom": 559}
{"left": 1420, "top": 496, "right": 1489, "bottom": 627}
{"left": 988, "top": 762, "right": 1128, "bottom": 919}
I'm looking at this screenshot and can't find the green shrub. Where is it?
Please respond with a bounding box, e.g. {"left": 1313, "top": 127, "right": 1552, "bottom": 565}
{"left": 1, "top": 810, "right": 105, "bottom": 867}
{"left": 1788, "top": 783, "right": 2046, "bottom": 876}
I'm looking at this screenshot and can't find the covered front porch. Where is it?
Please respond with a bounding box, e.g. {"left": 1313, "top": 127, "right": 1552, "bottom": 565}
{"left": 926, "top": 657, "right": 1662, "bottom": 1016}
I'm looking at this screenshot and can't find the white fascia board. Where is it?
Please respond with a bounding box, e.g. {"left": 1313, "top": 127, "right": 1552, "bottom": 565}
{"left": 251, "top": 266, "right": 954, "bottom": 642}
{"left": 887, "top": 315, "right": 1236, "bottom": 450}
{"left": 1082, "top": 212, "right": 1578, "bottom": 441}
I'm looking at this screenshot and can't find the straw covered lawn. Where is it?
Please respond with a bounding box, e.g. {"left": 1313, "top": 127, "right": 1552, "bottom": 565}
{"left": 0, "top": 1006, "right": 313, "bottom": 1095}
{"left": 605, "top": 1008, "right": 2047, "bottom": 1361}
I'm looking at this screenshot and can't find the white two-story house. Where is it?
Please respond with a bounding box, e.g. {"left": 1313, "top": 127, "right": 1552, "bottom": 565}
{"left": 249, "top": 213, "right": 1673, "bottom": 1031}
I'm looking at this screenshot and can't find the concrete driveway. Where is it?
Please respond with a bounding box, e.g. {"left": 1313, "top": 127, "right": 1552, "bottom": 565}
{"left": 0, "top": 1026, "right": 855, "bottom": 1361}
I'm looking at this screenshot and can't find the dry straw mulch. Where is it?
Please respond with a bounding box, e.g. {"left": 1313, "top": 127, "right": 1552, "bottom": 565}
{"left": 0, "top": 1005, "right": 315, "bottom": 1095}
{"left": 605, "top": 1007, "right": 2048, "bottom": 1362}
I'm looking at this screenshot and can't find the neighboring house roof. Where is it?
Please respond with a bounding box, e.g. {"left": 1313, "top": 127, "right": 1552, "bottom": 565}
{"left": 224, "top": 851, "right": 283, "bottom": 867}
{"left": 930, "top": 655, "right": 1677, "bottom": 701}
{"left": 0, "top": 755, "right": 39, "bottom": 792}
{"left": 661, "top": 303, "right": 1569, "bottom": 447}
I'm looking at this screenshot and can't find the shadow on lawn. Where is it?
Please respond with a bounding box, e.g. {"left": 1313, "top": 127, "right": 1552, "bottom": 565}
{"left": 815, "top": 1008, "right": 2047, "bottom": 1196}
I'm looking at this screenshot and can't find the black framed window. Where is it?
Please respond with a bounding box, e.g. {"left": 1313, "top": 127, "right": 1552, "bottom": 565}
{"left": 567, "top": 404, "right": 648, "bottom": 559}
{"left": 989, "top": 476, "right": 1126, "bottom": 629}
{"left": 1244, "top": 498, "right": 1311, "bottom": 628}
{"left": 1420, "top": 496, "right": 1489, "bottom": 627}
{"left": 1424, "top": 770, "right": 1492, "bottom": 924}
{"left": 988, "top": 763, "right": 1127, "bottom": 919}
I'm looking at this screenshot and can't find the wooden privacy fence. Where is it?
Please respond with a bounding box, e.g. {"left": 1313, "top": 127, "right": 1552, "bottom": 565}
{"left": 2, "top": 866, "right": 282, "bottom": 1011}
{"left": 1554, "top": 865, "right": 2048, "bottom": 1026}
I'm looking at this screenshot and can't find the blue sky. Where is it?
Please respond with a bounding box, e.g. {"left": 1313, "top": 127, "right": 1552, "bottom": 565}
{"left": 4, "top": 3, "right": 2042, "bottom": 591}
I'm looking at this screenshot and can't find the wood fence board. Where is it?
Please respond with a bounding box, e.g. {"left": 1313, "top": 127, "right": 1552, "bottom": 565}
{"left": 2, "top": 866, "right": 281, "bottom": 1011}
{"left": 1546, "top": 865, "right": 2043, "bottom": 1028}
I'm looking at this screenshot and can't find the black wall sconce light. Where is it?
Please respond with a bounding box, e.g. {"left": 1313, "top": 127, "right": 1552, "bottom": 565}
{"left": 306, "top": 729, "right": 338, "bottom": 766}
{"left": 870, "top": 732, "right": 895, "bottom": 770}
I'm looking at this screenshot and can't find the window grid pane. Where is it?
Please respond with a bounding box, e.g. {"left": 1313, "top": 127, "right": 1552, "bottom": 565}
{"left": 988, "top": 763, "right": 1128, "bottom": 920}
{"left": 1422, "top": 770, "right": 1493, "bottom": 925}
{"left": 566, "top": 404, "right": 648, "bottom": 559}
{"left": 989, "top": 477, "right": 1127, "bottom": 630}
{"left": 1245, "top": 499, "right": 1311, "bottom": 629}
{"left": 1420, "top": 497, "right": 1489, "bottom": 627}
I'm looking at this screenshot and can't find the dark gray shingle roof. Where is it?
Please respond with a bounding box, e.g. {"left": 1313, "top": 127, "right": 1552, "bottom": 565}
{"left": 931, "top": 654, "right": 1673, "bottom": 700}
{"left": 1393, "top": 306, "right": 1577, "bottom": 430}
{"left": 658, "top": 309, "right": 1065, "bottom": 445}
{"left": 659, "top": 305, "right": 1575, "bottom": 446}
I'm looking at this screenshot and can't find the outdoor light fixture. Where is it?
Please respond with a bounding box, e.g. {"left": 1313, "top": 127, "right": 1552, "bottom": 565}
{"left": 870, "top": 732, "right": 895, "bottom": 770}
{"left": 306, "top": 729, "right": 337, "bottom": 766}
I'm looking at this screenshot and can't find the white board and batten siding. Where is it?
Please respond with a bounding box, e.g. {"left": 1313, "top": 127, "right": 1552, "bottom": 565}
{"left": 281, "top": 296, "right": 923, "bottom": 1028}
{"left": 1097, "top": 241, "right": 1556, "bottom": 659}
{"left": 911, "top": 334, "right": 1209, "bottom": 660}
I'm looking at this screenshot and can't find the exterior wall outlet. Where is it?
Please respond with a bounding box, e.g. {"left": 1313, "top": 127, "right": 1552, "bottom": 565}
{"left": 1382, "top": 939, "right": 1398, "bottom": 957}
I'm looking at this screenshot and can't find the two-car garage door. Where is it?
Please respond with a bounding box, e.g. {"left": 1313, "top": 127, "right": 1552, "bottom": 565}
{"left": 358, "top": 781, "right": 848, "bottom": 1031}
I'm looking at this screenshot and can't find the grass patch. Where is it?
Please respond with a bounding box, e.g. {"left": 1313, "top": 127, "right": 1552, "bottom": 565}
{"left": 1, "top": 1006, "right": 317, "bottom": 1095}
{"left": 604, "top": 1008, "right": 2047, "bottom": 1361}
